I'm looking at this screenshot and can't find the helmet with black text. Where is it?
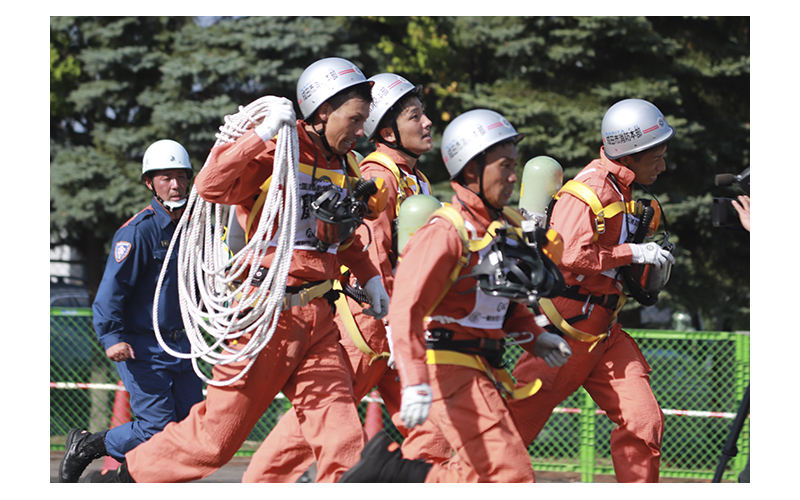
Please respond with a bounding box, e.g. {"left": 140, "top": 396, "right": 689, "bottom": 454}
{"left": 601, "top": 99, "right": 675, "bottom": 160}
{"left": 141, "top": 139, "right": 194, "bottom": 212}
{"left": 441, "top": 109, "right": 525, "bottom": 180}
{"left": 296, "top": 57, "right": 370, "bottom": 120}
{"left": 364, "top": 73, "right": 424, "bottom": 158}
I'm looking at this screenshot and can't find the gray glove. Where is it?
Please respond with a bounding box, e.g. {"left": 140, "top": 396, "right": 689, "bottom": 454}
{"left": 533, "top": 332, "right": 573, "bottom": 368}
{"left": 362, "top": 275, "right": 390, "bottom": 320}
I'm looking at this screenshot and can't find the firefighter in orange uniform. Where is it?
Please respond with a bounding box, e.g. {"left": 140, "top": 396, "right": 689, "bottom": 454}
{"left": 81, "top": 57, "right": 391, "bottom": 483}
{"left": 508, "top": 98, "right": 676, "bottom": 482}
{"left": 243, "top": 73, "right": 451, "bottom": 483}
{"left": 340, "top": 109, "right": 573, "bottom": 483}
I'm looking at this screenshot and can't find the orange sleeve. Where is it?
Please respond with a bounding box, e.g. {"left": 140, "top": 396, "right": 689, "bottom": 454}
{"left": 551, "top": 189, "right": 632, "bottom": 277}
{"left": 194, "top": 130, "right": 275, "bottom": 208}
{"left": 389, "top": 217, "right": 463, "bottom": 388}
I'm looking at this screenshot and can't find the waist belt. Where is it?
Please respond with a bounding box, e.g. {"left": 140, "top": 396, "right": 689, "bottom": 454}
{"left": 426, "top": 328, "right": 506, "bottom": 368}
{"left": 237, "top": 266, "right": 334, "bottom": 311}
{"left": 538, "top": 294, "right": 627, "bottom": 352}
{"left": 559, "top": 285, "right": 620, "bottom": 309}
{"left": 425, "top": 349, "right": 542, "bottom": 400}
{"left": 282, "top": 280, "right": 334, "bottom": 310}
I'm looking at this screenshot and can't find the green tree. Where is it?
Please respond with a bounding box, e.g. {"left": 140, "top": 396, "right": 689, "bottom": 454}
{"left": 407, "top": 16, "right": 750, "bottom": 330}
{"left": 50, "top": 16, "right": 372, "bottom": 298}
{"left": 51, "top": 16, "right": 749, "bottom": 330}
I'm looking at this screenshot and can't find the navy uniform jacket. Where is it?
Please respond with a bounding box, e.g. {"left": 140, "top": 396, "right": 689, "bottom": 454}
{"left": 93, "top": 198, "right": 184, "bottom": 350}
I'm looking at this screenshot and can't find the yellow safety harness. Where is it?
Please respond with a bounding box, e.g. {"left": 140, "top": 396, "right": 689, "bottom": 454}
{"left": 425, "top": 350, "right": 542, "bottom": 400}
{"left": 543, "top": 177, "right": 638, "bottom": 350}
{"left": 361, "top": 150, "right": 431, "bottom": 204}
{"left": 245, "top": 153, "right": 363, "bottom": 242}
{"left": 554, "top": 179, "right": 638, "bottom": 242}
{"left": 537, "top": 295, "right": 626, "bottom": 352}
{"left": 333, "top": 276, "right": 391, "bottom": 364}
{"left": 421, "top": 206, "right": 546, "bottom": 400}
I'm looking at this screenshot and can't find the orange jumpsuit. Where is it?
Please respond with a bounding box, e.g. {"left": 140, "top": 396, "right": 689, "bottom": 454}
{"left": 123, "top": 122, "right": 380, "bottom": 483}
{"left": 242, "top": 145, "right": 450, "bottom": 483}
{"left": 391, "top": 182, "right": 547, "bottom": 483}
{"left": 507, "top": 147, "right": 665, "bottom": 482}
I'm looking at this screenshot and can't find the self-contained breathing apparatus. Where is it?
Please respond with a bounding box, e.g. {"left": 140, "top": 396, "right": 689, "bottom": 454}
{"left": 519, "top": 152, "right": 674, "bottom": 307}
{"left": 621, "top": 195, "right": 675, "bottom": 306}
{"left": 423, "top": 213, "right": 564, "bottom": 395}
{"left": 310, "top": 175, "right": 378, "bottom": 253}
{"left": 544, "top": 178, "right": 675, "bottom": 307}
{"left": 463, "top": 222, "right": 565, "bottom": 307}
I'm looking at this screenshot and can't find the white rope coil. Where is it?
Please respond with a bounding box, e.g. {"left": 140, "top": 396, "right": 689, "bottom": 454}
{"left": 153, "top": 97, "right": 300, "bottom": 386}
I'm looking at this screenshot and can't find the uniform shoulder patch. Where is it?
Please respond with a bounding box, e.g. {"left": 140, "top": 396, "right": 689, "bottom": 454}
{"left": 114, "top": 241, "right": 132, "bottom": 262}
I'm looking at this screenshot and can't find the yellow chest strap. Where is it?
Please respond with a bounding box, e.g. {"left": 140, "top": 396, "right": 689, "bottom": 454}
{"left": 425, "top": 349, "right": 542, "bottom": 400}
{"left": 422, "top": 205, "right": 527, "bottom": 318}
{"left": 556, "top": 180, "right": 637, "bottom": 242}
{"left": 362, "top": 150, "right": 430, "bottom": 204}
{"left": 245, "top": 153, "right": 362, "bottom": 242}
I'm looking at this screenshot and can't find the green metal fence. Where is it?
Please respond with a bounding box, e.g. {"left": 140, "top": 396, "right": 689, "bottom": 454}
{"left": 50, "top": 308, "right": 749, "bottom": 482}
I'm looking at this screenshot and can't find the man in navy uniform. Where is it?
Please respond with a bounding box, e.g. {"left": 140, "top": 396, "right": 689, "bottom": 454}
{"left": 59, "top": 139, "right": 204, "bottom": 482}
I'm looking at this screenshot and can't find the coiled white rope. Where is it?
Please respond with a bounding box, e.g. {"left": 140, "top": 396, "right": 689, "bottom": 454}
{"left": 152, "top": 97, "right": 299, "bottom": 386}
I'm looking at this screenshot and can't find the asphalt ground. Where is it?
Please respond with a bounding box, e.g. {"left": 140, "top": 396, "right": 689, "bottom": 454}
{"left": 50, "top": 450, "right": 717, "bottom": 483}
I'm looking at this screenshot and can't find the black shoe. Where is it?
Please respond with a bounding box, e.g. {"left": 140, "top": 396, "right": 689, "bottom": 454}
{"left": 59, "top": 429, "right": 108, "bottom": 483}
{"left": 339, "top": 430, "right": 431, "bottom": 483}
{"left": 80, "top": 461, "right": 134, "bottom": 483}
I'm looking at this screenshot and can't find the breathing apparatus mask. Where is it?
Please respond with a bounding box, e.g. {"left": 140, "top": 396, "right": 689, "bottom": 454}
{"left": 622, "top": 196, "right": 675, "bottom": 306}
{"left": 460, "top": 221, "right": 565, "bottom": 307}
{"left": 310, "top": 176, "right": 378, "bottom": 252}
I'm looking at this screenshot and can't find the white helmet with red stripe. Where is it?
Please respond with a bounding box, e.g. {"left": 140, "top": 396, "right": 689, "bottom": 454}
{"left": 296, "top": 57, "right": 369, "bottom": 120}
{"left": 441, "top": 109, "right": 525, "bottom": 179}
{"left": 601, "top": 99, "right": 675, "bottom": 160}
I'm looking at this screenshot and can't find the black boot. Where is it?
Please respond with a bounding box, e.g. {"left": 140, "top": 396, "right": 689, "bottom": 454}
{"left": 80, "top": 460, "right": 135, "bottom": 483}
{"left": 59, "top": 429, "right": 108, "bottom": 483}
{"left": 339, "top": 430, "right": 432, "bottom": 483}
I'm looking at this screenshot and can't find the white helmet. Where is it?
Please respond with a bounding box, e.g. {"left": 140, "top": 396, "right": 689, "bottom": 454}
{"left": 141, "top": 139, "right": 193, "bottom": 180}
{"left": 441, "top": 109, "right": 525, "bottom": 179}
{"left": 296, "top": 57, "right": 369, "bottom": 120}
{"left": 364, "top": 73, "right": 422, "bottom": 141}
{"left": 601, "top": 99, "right": 675, "bottom": 160}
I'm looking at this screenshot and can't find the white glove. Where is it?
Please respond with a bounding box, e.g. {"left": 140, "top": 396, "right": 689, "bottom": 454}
{"left": 362, "top": 275, "right": 390, "bottom": 320}
{"left": 533, "top": 332, "right": 573, "bottom": 368}
{"left": 629, "top": 242, "right": 675, "bottom": 268}
{"left": 400, "top": 383, "right": 432, "bottom": 429}
{"left": 254, "top": 96, "right": 296, "bottom": 142}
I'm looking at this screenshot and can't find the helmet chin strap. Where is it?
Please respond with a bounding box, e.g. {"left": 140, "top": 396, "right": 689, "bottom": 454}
{"left": 150, "top": 187, "right": 187, "bottom": 213}
{"left": 475, "top": 154, "right": 503, "bottom": 214}
{"left": 313, "top": 120, "right": 334, "bottom": 155}
{"left": 378, "top": 123, "right": 420, "bottom": 160}
{"left": 162, "top": 198, "right": 188, "bottom": 212}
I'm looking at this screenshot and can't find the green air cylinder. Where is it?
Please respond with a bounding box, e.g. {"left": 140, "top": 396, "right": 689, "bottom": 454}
{"left": 397, "top": 194, "right": 442, "bottom": 255}
{"left": 519, "top": 156, "right": 563, "bottom": 225}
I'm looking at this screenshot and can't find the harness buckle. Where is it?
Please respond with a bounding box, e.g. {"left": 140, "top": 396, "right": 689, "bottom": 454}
{"left": 594, "top": 211, "right": 606, "bottom": 234}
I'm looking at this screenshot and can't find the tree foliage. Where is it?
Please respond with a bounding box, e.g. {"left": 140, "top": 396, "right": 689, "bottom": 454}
{"left": 50, "top": 16, "right": 749, "bottom": 330}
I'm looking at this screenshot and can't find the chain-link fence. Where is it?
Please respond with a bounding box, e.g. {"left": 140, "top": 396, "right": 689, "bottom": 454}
{"left": 50, "top": 308, "right": 749, "bottom": 481}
